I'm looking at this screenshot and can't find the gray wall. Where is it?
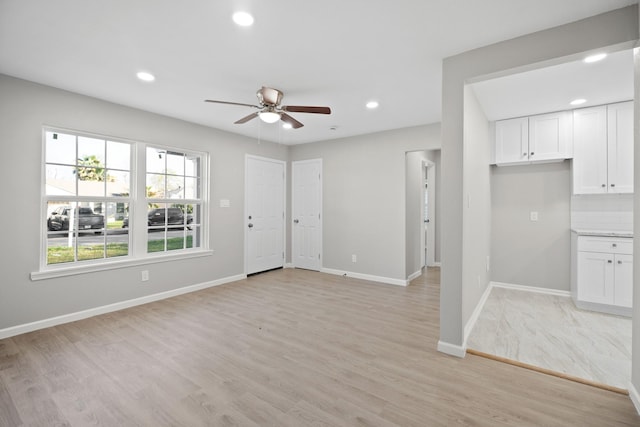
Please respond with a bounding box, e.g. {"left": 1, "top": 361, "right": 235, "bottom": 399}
{"left": 0, "top": 74, "right": 288, "bottom": 330}
{"left": 290, "top": 124, "right": 441, "bottom": 282}
{"left": 461, "top": 86, "right": 492, "bottom": 325}
{"left": 440, "top": 6, "right": 638, "bottom": 354}
{"left": 429, "top": 149, "right": 442, "bottom": 264}
{"left": 491, "top": 162, "right": 571, "bottom": 291}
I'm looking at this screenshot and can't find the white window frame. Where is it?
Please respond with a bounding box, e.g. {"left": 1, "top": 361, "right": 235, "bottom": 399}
{"left": 32, "top": 127, "right": 211, "bottom": 281}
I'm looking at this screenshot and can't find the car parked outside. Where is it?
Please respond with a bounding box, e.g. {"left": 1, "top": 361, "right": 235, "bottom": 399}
{"left": 122, "top": 207, "right": 192, "bottom": 229}
{"left": 47, "top": 206, "right": 104, "bottom": 234}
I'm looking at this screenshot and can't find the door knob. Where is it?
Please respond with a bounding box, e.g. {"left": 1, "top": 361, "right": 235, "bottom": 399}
{"left": 293, "top": 219, "right": 299, "bottom": 224}
{"left": 248, "top": 223, "right": 253, "bottom": 228}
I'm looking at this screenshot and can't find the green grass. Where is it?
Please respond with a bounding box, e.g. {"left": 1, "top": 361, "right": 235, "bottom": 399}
{"left": 47, "top": 236, "right": 194, "bottom": 265}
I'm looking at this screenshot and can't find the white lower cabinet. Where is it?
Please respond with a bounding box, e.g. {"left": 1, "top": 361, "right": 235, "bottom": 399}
{"left": 571, "top": 234, "right": 633, "bottom": 316}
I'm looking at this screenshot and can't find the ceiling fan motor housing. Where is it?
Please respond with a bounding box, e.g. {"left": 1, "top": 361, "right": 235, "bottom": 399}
{"left": 258, "top": 87, "right": 283, "bottom": 106}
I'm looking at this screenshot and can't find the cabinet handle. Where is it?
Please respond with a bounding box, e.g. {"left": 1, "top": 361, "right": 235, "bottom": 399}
{"left": 523, "top": 153, "right": 527, "bottom": 157}
{"left": 618, "top": 260, "right": 623, "bottom": 264}
{"left": 601, "top": 184, "right": 606, "bottom": 188}
{"left": 530, "top": 152, "right": 534, "bottom": 156}
{"left": 610, "top": 183, "right": 616, "bottom": 187}
{"left": 612, "top": 243, "right": 617, "bottom": 248}
{"left": 608, "top": 260, "right": 613, "bottom": 263}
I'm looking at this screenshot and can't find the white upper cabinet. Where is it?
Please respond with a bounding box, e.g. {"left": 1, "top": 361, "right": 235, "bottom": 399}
{"left": 529, "top": 111, "right": 573, "bottom": 162}
{"left": 495, "top": 117, "right": 528, "bottom": 165}
{"left": 494, "top": 111, "right": 572, "bottom": 166}
{"left": 607, "top": 101, "right": 634, "bottom": 194}
{"left": 572, "top": 106, "right": 608, "bottom": 194}
{"left": 572, "top": 101, "right": 633, "bottom": 194}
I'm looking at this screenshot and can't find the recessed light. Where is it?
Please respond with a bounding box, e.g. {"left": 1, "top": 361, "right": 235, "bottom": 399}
{"left": 584, "top": 53, "right": 607, "bottom": 63}
{"left": 136, "top": 71, "right": 155, "bottom": 82}
{"left": 570, "top": 98, "right": 587, "bottom": 106}
{"left": 366, "top": 101, "right": 379, "bottom": 109}
{"left": 233, "top": 11, "right": 254, "bottom": 26}
{"left": 282, "top": 123, "right": 293, "bottom": 129}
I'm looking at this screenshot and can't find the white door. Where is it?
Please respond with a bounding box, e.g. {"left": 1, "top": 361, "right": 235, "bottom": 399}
{"left": 572, "top": 106, "right": 608, "bottom": 194}
{"left": 495, "top": 117, "right": 529, "bottom": 165}
{"left": 292, "top": 159, "right": 322, "bottom": 271}
{"left": 614, "top": 254, "right": 633, "bottom": 308}
{"left": 607, "top": 101, "right": 634, "bottom": 194}
{"left": 246, "top": 156, "right": 285, "bottom": 275}
{"left": 528, "top": 111, "right": 571, "bottom": 162}
{"left": 577, "top": 251, "right": 614, "bottom": 305}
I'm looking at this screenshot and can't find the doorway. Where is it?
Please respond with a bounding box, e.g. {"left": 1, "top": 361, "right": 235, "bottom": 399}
{"left": 245, "top": 155, "right": 285, "bottom": 275}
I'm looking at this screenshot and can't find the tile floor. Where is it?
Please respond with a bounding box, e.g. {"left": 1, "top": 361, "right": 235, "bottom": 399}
{"left": 467, "top": 286, "right": 632, "bottom": 390}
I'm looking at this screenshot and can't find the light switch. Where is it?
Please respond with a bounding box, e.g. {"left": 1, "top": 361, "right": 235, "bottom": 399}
{"left": 530, "top": 211, "right": 538, "bottom": 221}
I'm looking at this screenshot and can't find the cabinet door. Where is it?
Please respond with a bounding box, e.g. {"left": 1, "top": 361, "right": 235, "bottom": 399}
{"left": 529, "top": 111, "right": 571, "bottom": 162}
{"left": 577, "top": 251, "right": 614, "bottom": 305}
{"left": 572, "top": 106, "right": 608, "bottom": 194}
{"left": 495, "top": 117, "right": 528, "bottom": 165}
{"left": 613, "top": 253, "right": 633, "bottom": 308}
{"left": 607, "top": 101, "right": 634, "bottom": 194}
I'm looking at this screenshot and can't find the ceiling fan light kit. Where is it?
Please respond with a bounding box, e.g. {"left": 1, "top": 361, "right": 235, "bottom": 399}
{"left": 258, "top": 110, "right": 281, "bottom": 123}
{"left": 205, "top": 86, "right": 331, "bottom": 129}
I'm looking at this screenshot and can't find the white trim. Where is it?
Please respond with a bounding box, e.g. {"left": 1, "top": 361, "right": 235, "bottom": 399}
{"left": 463, "top": 282, "right": 493, "bottom": 345}
{"left": 321, "top": 267, "right": 408, "bottom": 286}
{"left": 426, "top": 160, "right": 437, "bottom": 268}
{"left": 284, "top": 263, "right": 295, "bottom": 269}
{"left": 490, "top": 281, "right": 571, "bottom": 297}
{"left": 31, "top": 250, "right": 214, "bottom": 281}
{"left": 629, "top": 382, "right": 640, "bottom": 416}
{"left": 432, "top": 262, "right": 441, "bottom": 267}
{"left": 407, "top": 269, "right": 422, "bottom": 282}
{"left": 437, "top": 340, "right": 466, "bottom": 358}
{"left": 2, "top": 273, "right": 245, "bottom": 340}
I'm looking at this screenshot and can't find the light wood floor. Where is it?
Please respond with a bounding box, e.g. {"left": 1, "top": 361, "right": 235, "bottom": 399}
{"left": 1, "top": 268, "right": 639, "bottom": 426}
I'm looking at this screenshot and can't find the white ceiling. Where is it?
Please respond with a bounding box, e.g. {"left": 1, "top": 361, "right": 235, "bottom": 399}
{"left": 472, "top": 48, "right": 635, "bottom": 121}
{"left": 0, "top": 0, "right": 636, "bottom": 145}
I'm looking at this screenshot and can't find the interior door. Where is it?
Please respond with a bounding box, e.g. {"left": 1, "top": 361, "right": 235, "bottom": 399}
{"left": 246, "top": 156, "right": 285, "bottom": 275}
{"left": 292, "top": 159, "right": 322, "bottom": 271}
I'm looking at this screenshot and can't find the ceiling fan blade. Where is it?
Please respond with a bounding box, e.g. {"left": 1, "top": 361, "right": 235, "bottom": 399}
{"left": 205, "top": 99, "right": 259, "bottom": 108}
{"left": 234, "top": 112, "right": 259, "bottom": 124}
{"left": 280, "top": 112, "right": 304, "bottom": 129}
{"left": 282, "top": 105, "right": 331, "bottom": 114}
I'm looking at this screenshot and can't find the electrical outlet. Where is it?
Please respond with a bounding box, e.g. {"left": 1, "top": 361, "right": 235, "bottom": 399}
{"left": 352, "top": 254, "right": 357, "bottom": 263}
{"left": 530, "top": 211, "right": 538, "bottom": 221}
{"left": 141, "top": 270, "right": 149, "bottom": 282}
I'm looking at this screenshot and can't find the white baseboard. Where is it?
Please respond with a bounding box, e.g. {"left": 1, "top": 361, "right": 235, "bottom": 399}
{"left": 437, "top": 340, "right": 466, "bottom": 358}
{"left": 491, "top": 281, "right": 571, "bottom": 297}
{"left": 464, "top": 283, "right": 493, "bottom": 345}
{"left": 0, "top": 273, "right": 246, "bottom": 340}
{"left": 407, "top": 269, "right": 422, "bottom": 282}
{"left": 630, "top": 382, "right": 640, "bottom": 416}
{"left": 321, "top": 268, "right": 408, "bottom": 286}
{"left": 284, "top": 263, "right": 295, "bottom": 269}
{"left": 428, "top": 262, "right": 441, "bottom": 268}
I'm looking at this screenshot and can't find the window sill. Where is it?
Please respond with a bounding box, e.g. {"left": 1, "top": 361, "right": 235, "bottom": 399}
{"left": 30, "top": 250, "right": 214, "bottom": 281}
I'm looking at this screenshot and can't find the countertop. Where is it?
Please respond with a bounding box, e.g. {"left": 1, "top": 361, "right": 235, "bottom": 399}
{"left": 571, "top": 229, "right": 633, "bottom": 238}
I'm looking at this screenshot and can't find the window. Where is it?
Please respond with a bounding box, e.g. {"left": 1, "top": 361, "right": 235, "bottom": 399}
{"left": 44, "top": 130, "right": 131, "bottom": 266}
{"left": 145, "top": 147, "right": 203, "bottom": 253}
{"left": 42, "top": 129, "right": 207, "bottom": 272}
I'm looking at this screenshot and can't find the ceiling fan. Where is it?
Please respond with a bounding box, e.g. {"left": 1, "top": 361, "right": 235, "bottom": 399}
{"left": 205, "top": 86, "right": 331, "bottom": 129}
